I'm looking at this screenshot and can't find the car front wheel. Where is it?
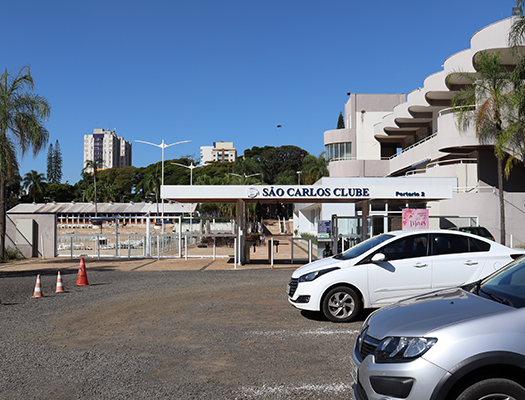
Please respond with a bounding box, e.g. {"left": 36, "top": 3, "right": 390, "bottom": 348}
{"left": 322, "top": 286, "right": 361, "bottom": 322}
{"left": 456, "top": 378, "right": 525, "bottom": 400}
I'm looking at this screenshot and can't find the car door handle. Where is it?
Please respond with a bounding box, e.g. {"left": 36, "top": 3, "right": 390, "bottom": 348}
{"left": 413, "top": 263, "right": 428, "bottom": 268}
{"left": 464, "top": 260, "right": 479, "bottom": 266}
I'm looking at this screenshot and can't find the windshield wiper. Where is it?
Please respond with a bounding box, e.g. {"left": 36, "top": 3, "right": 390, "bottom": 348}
{"left": 479, "top": 288, "right": 514, "bottom": 307}
{"left": 464, "top": 279, "right": 482, "bottom": 294}
{"left": 333, "top": 253, "right": 345, "bottom": 260}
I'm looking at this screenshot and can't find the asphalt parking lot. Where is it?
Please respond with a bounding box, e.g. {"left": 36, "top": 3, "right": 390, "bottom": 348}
{"left": 0, "top": 258, "right": 365, "bottom": 399}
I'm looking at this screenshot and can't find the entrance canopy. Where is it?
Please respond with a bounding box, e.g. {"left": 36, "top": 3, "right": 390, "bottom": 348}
{"left": 161, "top": 177, "right": 457, "bottom": 204}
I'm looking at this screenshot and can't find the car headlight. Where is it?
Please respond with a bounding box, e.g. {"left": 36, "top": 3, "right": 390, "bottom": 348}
{"left": 298, "top": 267, "right": 340, "bottom": 283}
{"left": 375, "top": 337, "right": 437, "bottom": 362}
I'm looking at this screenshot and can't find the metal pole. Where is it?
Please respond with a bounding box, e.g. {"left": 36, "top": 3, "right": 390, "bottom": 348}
{"left": 291, "top": 238, "right": 294, "bottom": 264}
{"left": 161, "top": 140, "right": 165, "bottom": 234}
{"left": 271, "top": 237, "right": 274, "bottom": 268}
{"left": 178, "top": 215, "right": 182, "bottom": 258}
{"left": 234, "top": 237, "right": 237, "bottom": 269}
{"left": 146, "top": 217, "right": 151, "bottom": 257}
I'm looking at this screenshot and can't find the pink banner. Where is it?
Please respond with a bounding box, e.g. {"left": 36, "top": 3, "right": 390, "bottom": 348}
{"left": 402, "top": 209, "right": 429, "bottom": 230}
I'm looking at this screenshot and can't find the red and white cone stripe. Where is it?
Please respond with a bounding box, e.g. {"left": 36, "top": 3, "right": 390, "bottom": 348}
{"left": 55, "top": 271, "right": 66, "bottom": 293}
{"left": 32, "top": 274, "right": 43, "bottom": 298}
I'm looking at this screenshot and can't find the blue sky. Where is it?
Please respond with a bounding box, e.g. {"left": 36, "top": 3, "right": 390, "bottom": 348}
{"left": 3, "top": 0, "right": 516, "bottom": 185}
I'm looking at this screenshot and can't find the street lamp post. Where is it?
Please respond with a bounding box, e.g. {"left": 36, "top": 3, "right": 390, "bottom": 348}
{"left": 228, "top": 172, "right": 262, "bottom": 183}
{"left": 297, "top": 171, "right": 302, "bottom": 185}
{"left": 172, "top": 162, "right": 199, "bottom": 232}
{"left": 171, "top": 162, "right": 197, "bottom": 185}
{"left": 135, "top": 139, "right": 191, "bottom": 233}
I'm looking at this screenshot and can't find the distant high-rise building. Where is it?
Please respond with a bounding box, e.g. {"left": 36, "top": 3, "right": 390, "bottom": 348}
{"left": 200, "top": 141, "right": 236, "bottom": 165}
{"left": 83, "top": 128, "right": 132, "bottom": 173}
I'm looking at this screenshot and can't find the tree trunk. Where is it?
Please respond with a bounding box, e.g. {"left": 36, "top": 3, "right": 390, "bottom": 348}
{"left": 498, "top": 157, "right": 506, "bottom": 245}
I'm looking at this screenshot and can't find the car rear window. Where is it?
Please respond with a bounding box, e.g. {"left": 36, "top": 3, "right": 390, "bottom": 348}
{"left": 469, "top": 237, "right": 490, "bottom": 252}
{"left": 433, "top": 233, "right": 490, "bottom": 255}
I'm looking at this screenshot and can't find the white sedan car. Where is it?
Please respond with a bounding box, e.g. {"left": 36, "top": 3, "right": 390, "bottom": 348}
{"left": 288, "top": 229, "right": 523, "bottom": 322}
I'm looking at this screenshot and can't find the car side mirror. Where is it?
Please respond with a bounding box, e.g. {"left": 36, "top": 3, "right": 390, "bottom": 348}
{"left": 371, "top": 253, "right": 386, "bottom": 263}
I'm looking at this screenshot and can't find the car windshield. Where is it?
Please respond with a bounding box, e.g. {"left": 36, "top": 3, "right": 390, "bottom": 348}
{"left": 337, "top": 234, "right": 394, "bottom": 260}
{"left": 477, "top": 257, "right": 525, "bottom": 308}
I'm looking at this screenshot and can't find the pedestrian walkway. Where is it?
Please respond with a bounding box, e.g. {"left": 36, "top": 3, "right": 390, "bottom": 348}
{"left": 0, "top": 256, "right": 301, "bottom": 273}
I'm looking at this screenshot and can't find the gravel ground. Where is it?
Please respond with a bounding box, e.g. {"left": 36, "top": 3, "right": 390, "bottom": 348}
{"left": 0, "top": 266, "right": 365, "bottom": 399}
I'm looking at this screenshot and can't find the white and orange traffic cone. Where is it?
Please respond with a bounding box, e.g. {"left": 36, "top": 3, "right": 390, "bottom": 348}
{"left": 32, "top": 274, "right": 43, "bottom": 298}
{"left": 55, "top": 271, "right": 66, "bottom": 293}
{"left": 76, "top": 257, "right": 90, "bottom": 286}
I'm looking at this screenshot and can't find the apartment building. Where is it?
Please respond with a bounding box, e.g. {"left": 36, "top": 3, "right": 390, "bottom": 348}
{"left": 200, "top": 141, "right": 237, "bottom": 165}
{"left": 296, "top": 16, "right": 525, "bottom": 247}
{"left": 83, "top": 128, "right": 132, "bottom": 172}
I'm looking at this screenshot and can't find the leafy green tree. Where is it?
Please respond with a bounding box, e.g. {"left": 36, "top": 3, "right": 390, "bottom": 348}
{"left": 240, "top": 145, "right": 307, "bottom": 184}
{"left": 0, "top": 66, "right": 50, "bottom": 258}
{"left": 98, "top": 166, "right": 140, "bottom": 202}
{"left": 46, "top": 182, "right": 75, "bottom": 202}
{"left": 337, "top": 111, "right": 345, "bottom": 129}
{"left": 450, "top": 51, "right": 513, "bottom": 244}
{"left": 23, "top": 170, "right": 47, "bottom": 203}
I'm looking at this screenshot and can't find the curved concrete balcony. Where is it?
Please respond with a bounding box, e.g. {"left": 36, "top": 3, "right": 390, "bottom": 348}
{"left": 324, "top": 128, "right": 353, "bottom": 145}
{"left": 470, "top": 18, "right": 514, "bottom": 61}
{"left": 435, "top": 108, "right": 484, "bottom": 153}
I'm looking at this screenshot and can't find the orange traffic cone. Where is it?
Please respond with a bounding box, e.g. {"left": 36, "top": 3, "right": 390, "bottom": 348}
{"left": 32, "top": 274, "right": 43, "bottom": 298}
{"left": 76, "top": 257, "right": 90, "bottom": 286}
{"left": 55, "top": 271, "right": 66, "bottom": 293}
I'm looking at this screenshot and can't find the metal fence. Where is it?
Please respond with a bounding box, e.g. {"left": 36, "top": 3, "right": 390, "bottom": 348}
{"left": 57, "top": 233, "right": 237, "bottom": 261}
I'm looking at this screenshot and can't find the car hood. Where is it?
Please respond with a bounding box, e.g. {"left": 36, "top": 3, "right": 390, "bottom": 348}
{"left": 366, "top": 287, "right": 509, "bottom": 339}
{"left": 291, "top": 257, "right": 345, "bottom": 278}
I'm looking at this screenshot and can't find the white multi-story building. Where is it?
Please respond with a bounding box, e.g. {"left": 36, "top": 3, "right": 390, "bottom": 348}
{"left": 200, "top": 141, "right": 237, "bottom": 165}
{"left": 83, "top": 128, "right": 132, "bottom": 173}
{"left": 296, "top": 16, "right": 525, "bottom": 248}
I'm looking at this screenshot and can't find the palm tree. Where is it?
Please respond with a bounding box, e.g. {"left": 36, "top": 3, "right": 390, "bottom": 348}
{"left": 301, "top": 153, "right": 329, "bottom": 185}
{"left": 82, "top": 158, "right": 103, "bottom": 217}
{"left": 501, "top": 14, "right": 525, "bottom": 177}
{"left": 450, "top": 51, "right": 513, "bottom": 244}
{"left": 0, "top": 66, "right": 50, "bottom": 259}
{"left": 135, "top": 169, "right": 162, "bottom": 222}
{"left": 23, "top": 170, "right": 47, "bottom": 202}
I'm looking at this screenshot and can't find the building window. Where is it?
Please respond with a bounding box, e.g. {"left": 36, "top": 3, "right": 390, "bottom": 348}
{"left": 325, "top": 142, "right": 351, "bottom": 162}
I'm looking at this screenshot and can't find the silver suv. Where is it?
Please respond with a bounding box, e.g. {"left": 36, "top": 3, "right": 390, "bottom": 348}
{"left": 352, "top": 256, "right": 525, "bottom": 400}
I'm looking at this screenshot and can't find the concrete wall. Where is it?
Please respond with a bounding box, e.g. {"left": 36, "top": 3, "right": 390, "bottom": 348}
{"left": 328, "top": 159, "right": 389, "bottom": 177}
{"left": 6, "top": 213, "right": 57, "bottom": 258}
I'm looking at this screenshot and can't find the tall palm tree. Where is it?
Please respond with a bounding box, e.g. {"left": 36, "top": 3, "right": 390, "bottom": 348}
{"left": 82, "top": 158, "right": 103, "bottom": 217}
{"left": 23, "top": 170, "right": 47, "bottom": 203}
{"left": 0, "top": 66, "right": 50, "bottom": 259}
{"left": 450, "top": 51, "right": 513, "bottom": 244}
{"left": 136, "top": 170, "right": 161, "bottom": 219}
{"left": 301, "top": 153, "right": 329, "bottom": 185}
{"left": 501, "top": 13, "right": 525, "bottom": 177}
